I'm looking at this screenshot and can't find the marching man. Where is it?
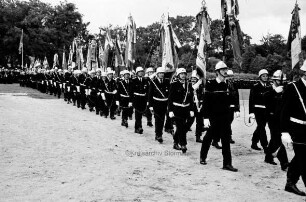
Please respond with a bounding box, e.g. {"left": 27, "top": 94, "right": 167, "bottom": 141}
{"left": 280, "top": 60, "right": 306, "bottom": 196}
{"left": 200, "top": 61, "right": 238, "bottom": 172}
{"left": 117, "top": 70, "right": 132, "bottom": 127}
{"left": 148, "top": 67, "right": 170, "bottom": 143}
{"left": 168, "top": 68, "right": 194, "bottom": 153}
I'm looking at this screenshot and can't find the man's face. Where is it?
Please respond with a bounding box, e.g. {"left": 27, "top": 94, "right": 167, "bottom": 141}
{"left": 124, "top": 74, "right": 130, "bottom": 80}
{"left": 157, "top": 72, "right": 164, "bottom": 79}
{"left": 260, "top": 74, "right": 268, "bottom": 82}
{"left": 148, "top": 71, "right": 154, "bottom": 76}
{"left": 96, "top": 71, "right": 101, "bottom": 76}
{"left": 108, "top": 73, "right": 113, "bottom": 79}
{"left": 137, "top": 71, "right": 144, "bottom": 77}
{"left": 219, "top": 68, "right": 228, "bottom": 77}
{"left": 191, "top": 77, "right": 198, "bottom": 84}
{"left": 179, "top": 73, "right": 186, "bottom": 80}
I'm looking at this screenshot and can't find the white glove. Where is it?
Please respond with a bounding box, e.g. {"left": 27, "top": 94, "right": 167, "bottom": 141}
{"left": 116, "top": 101, "right": 119, "bottom": 106}
{"left": 128, "top": 102, "right": 133, "bottom": 107}
{"left": 190, "top": 111, "right": 194, "bottom": 117}
{"left": 192, "top": 79, "right": 202, "bottom": 90}
{"left": 274, "top": 86, "right": 283, "bottom": 93}
{"left": 101, "top": 93, "right": 106, "bottom": 100}
{"left": 235, "top": 111, "right": 240, "bottom": 118}
{"left": 169, "top": 111, "right": 174, "bottom": 118}
{"left": 204, "top": 119, "right": 210, "bottom": 128}
{"left": 113, "top": 90, "right": 117, "bottom": 94}
{"left": 149, "top": 107, "right": 153, "bottom": 112}
{"left": 249, "top": 113, "right": 255, "bottom": 119}
{"left": 281, "top": 132, "right": 293, "bottom": 148}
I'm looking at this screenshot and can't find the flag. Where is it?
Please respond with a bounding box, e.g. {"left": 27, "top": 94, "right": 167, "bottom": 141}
{"left": 160, "top": 14, "right": 181, "bottom": 72}
{"left": 62, "top": 50, "right": 67, "bottom": 70}
{"left": 115, "top": 34, "right": 125, "bottom": 67}
{"left": 18, "top": 29, "right": 23, "bottom": 54}
{"left": 86, "top": 41, "right": 92, "bottom": 70}
{"left": 221, "top": 0, "right": 239, "bottom": 19}
{"left": 68, "top": 45, "right": 73, "bottom": 66}
{"left": 196, "top": 5, "right": 211, "bottom": 81}
{"left": 43, "top": 56, "right": 49, "bottom": 69}
{"left": 53, "top": 53, "right": 59, "bottom": 68}
{"left": 287, "top": 3, "right": 302, "bottom": 69}
{"left": 125, "top": 14, "right": 136, "bottom": 71}
{"left": 229, "top": 18, "right": 244, "bottom": 67}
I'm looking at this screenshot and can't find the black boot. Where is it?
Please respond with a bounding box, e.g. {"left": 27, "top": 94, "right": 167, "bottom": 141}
{"left": 196, "top": 135, "right": 202, "bottom": 143}
{"left": 285, "top": 184, "right": 306, "bottom": 196}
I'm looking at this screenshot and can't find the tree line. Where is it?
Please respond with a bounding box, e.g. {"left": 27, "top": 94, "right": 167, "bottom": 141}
{"left": 1, "top": 0, "right": 306, "bottom": 76}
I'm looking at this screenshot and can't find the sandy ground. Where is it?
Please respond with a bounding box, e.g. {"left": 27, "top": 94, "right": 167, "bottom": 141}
{"left": 0, "top": 84, "right": 305, "bottom": 202}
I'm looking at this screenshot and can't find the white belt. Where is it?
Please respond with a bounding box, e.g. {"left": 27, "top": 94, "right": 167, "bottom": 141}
{"left": 290, "top": 117, "right": 306, "bottom": 125}
{"left": 173, "top": 102, "right": 190, "bottom": 107}
{"left": 120, "top": 94, "right": 130, "bottom": 98}
{"left": 153, "top": 97, "right": 168, "bottom": 101}
{"left": 254, "top": 105, "right": 266, "bottom": 109}
{"left": 105, "top": 91, "right": 116, "bottom": 94}
{"left": 230, "top": 105, "right": 235, "bottom": 108}
{"left": 134, "top": 92, "right": 146, "bottom": 96}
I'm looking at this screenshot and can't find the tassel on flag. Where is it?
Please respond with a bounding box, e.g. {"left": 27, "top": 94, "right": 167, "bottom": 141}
{"left": 287, "top": 3, "right": 302, "bottom": 69}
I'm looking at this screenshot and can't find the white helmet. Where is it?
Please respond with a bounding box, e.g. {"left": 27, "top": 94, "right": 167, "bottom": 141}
{"left": 271, "top": 70, "right": 286, "bottom": 80}
{"left": 156, "top": 67, "right": 165, "bottom": 74}
{"left": 89, "top": 70, "right": 96, "bottom": 75}
{"left": 106, "top": 67, "right": 113, "bottom": 75}
{"left": 146, "top": 67, "right": 154, "bottom": 74}
{"left": 57, "top": 69, "right": 63, "bottom": 73}
{"left": 215, "top": 61, "right": 228, "bottom": 71}
{"left": 176, "top": 68, "right": 186, "bottom": 76}
{"left": 258, "top": 69, "right": 268, "bottom": 77}
{"left": 227, "top": 69, "right": 234, "bottom": 76}
{"left": 120, "top": 71, "right": 124, "bottom": 75}
{"left": 73, "top": 70, "right": 81, "bottom": 75}
{"left": 101, "top": 72, "right": 107, "bottom": 77}
{"left": 81, "top": 67, "right": 88, "bottom": 73}
{"left": 96, "top": 68, "right": 102, "bottom": 72}
{"left": 122, "top": 70, "right": 130, "bottom": 76}
{"left": 136, "top": 66, "right": 144, "bottom": 74}
{"left": 301, "top": 60, "right": 306, "bottom": 72}
{"left": 191, "top": 70, "right": 199, "bottom": 79}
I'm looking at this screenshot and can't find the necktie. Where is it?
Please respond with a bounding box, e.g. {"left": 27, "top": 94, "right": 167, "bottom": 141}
{"left": 160, "top": 79, "right": 163, "bottom": 84}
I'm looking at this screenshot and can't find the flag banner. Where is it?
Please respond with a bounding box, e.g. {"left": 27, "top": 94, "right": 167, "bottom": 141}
{"left": 18, "top": 29, "right": 23, "bottom": 54}
{"left": 90, "top": 40, "right": 97, "bottom": 61}
{"left": 230, "top": 18, "right": 244, "bottom": 67}
{"left": 160, "top": 14, "right": 181, "bottom": 73}
{"left": 125, "top": 15, "right": 136, "bottom": 70}
{"left": 53, "top": 53, "right": 59, "bottom": 68}
{"left": 68, "top": 45, "right": 73, "bottom": 66}
{"left": 115, "top": 34, "right": 125, "bottom": 67}
{"left": 86, "top": 42, "right": 91, "bottom": 70}
{"left": 221, "top": 0, "right": 239, "bottom": 19}
{"left": 62, "top": 50, "right": 67, "bottom": 70}
{"left": 196, "top": 5, "right": 211, "bottom": 81}
{"left": 287, "top": 3, "right": 302, "bottom": 69}
{"left": 43, "top": 56, "right": 49, "bottom": 69}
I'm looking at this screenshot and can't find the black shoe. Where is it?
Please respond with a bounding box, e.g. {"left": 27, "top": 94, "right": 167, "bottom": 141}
{"left": 200, "top": 159, "right": 207, "bottom": 165}
{"left": 212, "top": 142, "right": 222, "bottom": 149}
{"left": 135, "top": 128, "right": 143, "bottom": 134}
{"left": 223, "top": 165, "right": 238, "bottom": 172}
{"left": 181, "top": 145, "right": 187, "bottom": 153}
{"left": 251, "top": 144, "right": 262, "bottom": 151}
{"left": 89, "top": 108, "right": 94, "bottom": 112}
{"left": 173, "top": 144, "right": 181, "bottom": 150}
{"left": 147, "top": 122, "right": 153, "bottom": 127}
{"left": 155, "top": 136, "right": 163, "bottom": 143}
{"left": 230, "top": 138, "right": 235, "bottom": 144}
{"left": 104, "top": 115, "right": 108, "bottom": 118}
{"left": 285, "top": 184, "right": 306, "bottom": 196}
{"left": 82, "top": 107, "right": 86, "bottom": 110}
{"left": 196, "top": 136, "right": 203, "bottom": 143}
{"left": 110, "top": 116, "right": 116, "bottom": 120}
{"left": 281, "top": 163, "right": 289, "bottom": 171}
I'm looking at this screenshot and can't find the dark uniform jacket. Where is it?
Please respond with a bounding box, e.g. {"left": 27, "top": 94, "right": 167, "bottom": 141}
{"left": 148, "top": 77, "right": 170, "bottom": 107}
{"left": 130, "top": 77, "right": 149, "bottom": 110}
{"left": 249, "top": 81, "right": 271, "bottom": 114}
{"left": 117, "top": 79, "right": 132, "bottom": 106}
{"left": 228, "top": 80, "right": 240, "bottom": 112}
{"left": 168, "top": 80, "right": 194, "bottom": 113}
{"left": 280, "top": 79, "right": 306, "bottom": 143}
{"left": 202, "top": 79, "right": 231, "bottom": 120}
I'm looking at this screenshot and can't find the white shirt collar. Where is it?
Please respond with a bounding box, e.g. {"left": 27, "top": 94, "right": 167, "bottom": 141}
{"left": 301, "top": 77, "right": 306, "bottom": 87}
{"left": 216, "top": 77, "right": 225, "bottom": 83}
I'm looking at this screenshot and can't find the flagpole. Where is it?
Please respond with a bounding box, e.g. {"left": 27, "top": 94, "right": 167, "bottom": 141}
{"left": 21, "top": 29, "right": 24, "bottom": 69}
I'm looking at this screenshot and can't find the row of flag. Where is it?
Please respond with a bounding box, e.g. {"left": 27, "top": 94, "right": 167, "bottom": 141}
{"left": 18, "top": 0, "right": 303, "bottom": 74}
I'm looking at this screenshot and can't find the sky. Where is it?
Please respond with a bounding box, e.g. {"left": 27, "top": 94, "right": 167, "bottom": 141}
{"left": 41, "top": 0, "right": 306, "bottom": 44}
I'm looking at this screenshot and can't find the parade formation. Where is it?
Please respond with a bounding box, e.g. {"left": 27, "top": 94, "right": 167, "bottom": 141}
{"left": 1, "top": 0, "right": 306, "bottom": 200}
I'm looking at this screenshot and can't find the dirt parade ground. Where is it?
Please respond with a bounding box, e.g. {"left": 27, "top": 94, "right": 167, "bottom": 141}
{"left": 0, "top": 84, "right": 305, "bottom": 202}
